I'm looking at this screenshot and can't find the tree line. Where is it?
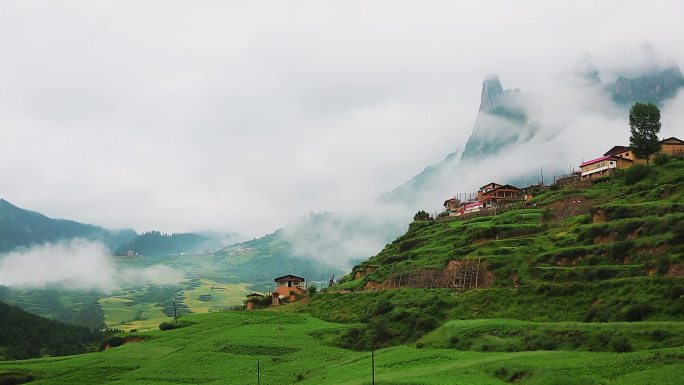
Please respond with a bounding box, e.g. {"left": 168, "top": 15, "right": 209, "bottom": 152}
{"left": 114, "top": 230, "right": 208, "bottom": 256}
{"left": 0, "top": 300, "right": 114, "bottom": 360}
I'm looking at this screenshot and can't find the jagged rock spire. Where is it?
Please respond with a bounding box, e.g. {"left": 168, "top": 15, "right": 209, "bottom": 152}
{"left": 479, "top": 75, "right": 504, "bottom": 113}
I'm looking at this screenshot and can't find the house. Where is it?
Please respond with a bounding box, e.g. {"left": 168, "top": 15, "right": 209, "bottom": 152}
{"left": 477, "top": 183, "right": 525, "bottom": 207}
{"left": 245, "top": 293, "right": 265, "bottom": 310}
{"left": 458, "top": 200, "right": 483, "bottom": 215}
{"left": 579, "top": 155, "right": 633, "bottom": 180}
{"left": 603, "top": 145, "right": 643, "bottom": 163}
{"left": 660, "top": 137, "right": 684, "bottom": 156}
{"left": 443, "top": 197, "right": 461, "bottom": 213}
{"left": 271, "top": 274, "right": 306, "bottom": 306}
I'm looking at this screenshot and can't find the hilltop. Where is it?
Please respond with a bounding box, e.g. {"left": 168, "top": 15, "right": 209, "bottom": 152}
{"left": 0, "top": 199, "right": 136, "bottom": 253}
{"left": 305, "top": 158, "right": 684, "bottom": 350}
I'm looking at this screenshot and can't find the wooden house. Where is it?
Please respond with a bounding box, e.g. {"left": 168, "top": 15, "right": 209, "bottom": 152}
{"left": 271, "top": 275, "right": 306, "bottom": 306}
{"left": 477, "top": 183, "right": 524, "bottom": 207}
{"left": 443, "top": 197, "right": 461, "bottom": 213}
{"left": 660, "top": 137, "right": 684, "bottom": 156}
{"left": 603, "top": 146, "right": 643, "bottom": 163}
{"left": 245, "top": 293, "right": 265, "bottom": 310}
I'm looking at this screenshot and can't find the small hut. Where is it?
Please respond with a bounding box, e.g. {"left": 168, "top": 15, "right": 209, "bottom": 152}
{"left": 245, "top": 293, "right": 265, "bottom": 310}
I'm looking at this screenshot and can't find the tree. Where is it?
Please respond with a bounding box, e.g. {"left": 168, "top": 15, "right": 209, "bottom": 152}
{"left": 629, "top": 102, "right": 661, "bottom": 163}
{"left": 413, "top": 210, "right": 431, "bottom": 221}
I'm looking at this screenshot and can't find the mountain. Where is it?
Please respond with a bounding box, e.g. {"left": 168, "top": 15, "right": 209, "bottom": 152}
{"left": 0, "top": 300, "right": 107, "bottom": 360}
{"left": 459, "top": 76, "right": 533, "bottom": 161}
{"left": 609, "top": 65, "right": 683, "bottom": 106}
{"left": 114, "top": 231, "right": 210, "bottom": 257}
{"left": 381, "top": 75, "right": 533, "bottom": 205}
{"left": 0, "top": 199, "right": 137, "bottom": 253}
{"left": 211, "top": 227, "right": 346, "bottom": 288}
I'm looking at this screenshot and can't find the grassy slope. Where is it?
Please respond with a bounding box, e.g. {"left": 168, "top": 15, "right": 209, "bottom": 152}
{"left": 326, "top": 160, "right": 684, "bottom": 323}
{"left": 1, "top": 311, "right": 683, "bottom": 385}
{"left": 1, "top": 161, "right": 683, "bottom": 383}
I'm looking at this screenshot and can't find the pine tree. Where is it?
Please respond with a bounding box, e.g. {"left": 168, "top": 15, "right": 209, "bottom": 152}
{"left": 629, "top": 102, "right": 661, "bottom": 163}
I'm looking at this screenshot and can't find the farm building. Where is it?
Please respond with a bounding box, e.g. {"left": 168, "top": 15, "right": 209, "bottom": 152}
{"left": 580, "top": 155, "right": 633, "bottom": 180}
{"left": 660, "top": 137, "right": 684, "bottom": 156}
{"left": 443, "top": 197, "right": 461, "bottom": 213}
{"left": 271, "top": 275, "right": 306, "bottom": 306}
{"left": 244, "top": 293, "right": 265, "bottom": 310}
{"left": 477, "top": 183, "right": 525, "bottom": 207}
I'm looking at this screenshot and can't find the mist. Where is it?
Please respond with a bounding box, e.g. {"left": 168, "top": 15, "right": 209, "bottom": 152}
{"left": 280, "top": 49, "right": 683, "bottom": 270}
{"left": 0, "top": 1, "right": 682, "bottom": 239}
{"left": 0, "top": 239, "right": 185, "bottom": 292}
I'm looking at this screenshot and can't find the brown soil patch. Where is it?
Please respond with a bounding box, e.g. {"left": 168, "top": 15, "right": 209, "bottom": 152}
{"left": 546, "top": 196, "right": 599, "bottom": 220}
{"left": 594, "top": 233, "right": 614, "bottom": 244}
{"left": 592, "top": 209, "right": 607, "bottom": 223}
{"left": 556, "top": 256, "right": 583, "bottom": 266}
{"left": 511, "top": 273, "right": 520, "bottom": 288}
{"left": 668, "top": 263, "right": 684, "bottom": 277}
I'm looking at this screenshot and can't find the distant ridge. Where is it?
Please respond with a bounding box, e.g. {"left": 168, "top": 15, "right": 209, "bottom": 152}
{"left": 0, "top": 198, "right": 136, "bottom": 253}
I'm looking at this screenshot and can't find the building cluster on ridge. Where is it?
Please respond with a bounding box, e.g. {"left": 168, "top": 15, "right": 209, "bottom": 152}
{"left": 442, "top": 137, "right": 684, "bottom": 217}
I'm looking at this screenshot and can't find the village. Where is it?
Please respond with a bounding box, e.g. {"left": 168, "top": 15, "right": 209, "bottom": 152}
{"left": 242, "top": 137, "right": 684, "bottom": 310}
{"left": 441, "top": 137, "right": 684, "bottom": 218}
{"left": 130, "top": 134, "right": 683, "bottom": 312}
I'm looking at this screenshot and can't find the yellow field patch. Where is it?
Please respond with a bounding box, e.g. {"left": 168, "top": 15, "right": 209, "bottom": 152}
{"left": 182, "top": 280, "right": 250, "bottom": 313}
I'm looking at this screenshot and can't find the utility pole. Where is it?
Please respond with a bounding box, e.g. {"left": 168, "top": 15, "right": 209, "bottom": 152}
{"left": 371, "top": 347, "right": 375, "bottom": 385}
{"left": 173, "top": 301, "right": 178, "bottom": 325}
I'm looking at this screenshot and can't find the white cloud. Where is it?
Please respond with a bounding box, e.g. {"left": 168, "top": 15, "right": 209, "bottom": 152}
{"left": 0, "top": 0, "right": 682, "bottom": 239}
{"left": 0, "top": 239, "right": 184, "bottom": 291}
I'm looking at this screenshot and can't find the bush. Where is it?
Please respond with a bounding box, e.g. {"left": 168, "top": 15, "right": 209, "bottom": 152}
{"left": 159, "top": 322, "right": 180, "bottom": 331}
{"left": 654, "top": 153, "right": 671, "bottom": 165}
{"left": 413, "top": 210, "right": 431, "bottom": 221}
{"left": 624, "top": 164, "right": 650, "bottom": 184}
{"left": 610, "top": 335, "right": 632, "bottom": 352}
{"left": 623, "top": 303, "right": 653, "bottom": 322}
{"left": 308, "top": 286, "right": 318, "bottom": 296}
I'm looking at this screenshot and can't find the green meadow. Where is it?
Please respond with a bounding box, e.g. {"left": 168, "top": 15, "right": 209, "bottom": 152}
{"left": 1, "top": 311, "right": 683, "bottom": 385}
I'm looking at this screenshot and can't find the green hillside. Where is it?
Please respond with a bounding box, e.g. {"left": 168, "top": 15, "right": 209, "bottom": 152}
{"left": 1, "top": 311, "right": 682, "bottom": 385}
{"left": 304, "top": 159, "right": 684, "bottom": 350}
{"left": 0, "top": 199, "right": 136, "bottom": 253}
{"left": 0, "top": 158, "right": 682, "bottom": 384}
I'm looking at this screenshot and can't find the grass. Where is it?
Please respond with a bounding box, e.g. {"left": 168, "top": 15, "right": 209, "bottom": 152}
{"left": 98, "top": 280, "right": 250, "bottom": 331}
{"left": 1, "top": 311, "right": 683, "bottom": 384}
{"left": 181, "top": 279, "right": 249, "bottom": 313}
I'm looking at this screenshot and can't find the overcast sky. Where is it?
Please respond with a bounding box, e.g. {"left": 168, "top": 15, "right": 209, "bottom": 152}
{"left": 1, "top": 1, "right": 683, "bottom": 237}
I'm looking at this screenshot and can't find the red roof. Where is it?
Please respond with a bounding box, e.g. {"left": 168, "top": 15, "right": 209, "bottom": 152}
{"left": 464, "top": 201, "right": 482, "bottom": 209}
{"left": 580, "top": 155, "right": 612, "bottom": 167}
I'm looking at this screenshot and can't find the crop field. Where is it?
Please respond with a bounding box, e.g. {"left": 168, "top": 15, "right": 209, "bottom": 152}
{"left": 1, "top": 311, "right": 683, "bottom": 385}
{"left": 98, "top": 280, "right": 250, "bottom": 331}
{"left": 181, "top": 279, "right": 250, "bottom": 313}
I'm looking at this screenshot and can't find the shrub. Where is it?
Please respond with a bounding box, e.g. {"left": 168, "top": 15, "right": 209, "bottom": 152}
{"left": 413, "top": 210, "right": 431, "bottom": 221}
{"left": 159, "top": 322, "right": 179, "bottom": 331}
{"left": 610, "top": 336, "right": 632, "bottom": 352}
{"left": 624, "top": 164, "right": 650, "bottom": 184}
{"left": 307, "top": 286, "right": 318, "bottom": 296}
{"left": 623, "top": 303, "right": 653, "bottom": 322}
{"left": 654, "top": 153, "right": 671, "bottom": 165}
{"left": 374, "top": 299, "right": 394, "bottom": 315}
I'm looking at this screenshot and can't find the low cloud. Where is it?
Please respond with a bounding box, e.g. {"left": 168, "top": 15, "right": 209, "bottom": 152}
{"left": 0, "top": 239, "right": 184, "bottom": 292}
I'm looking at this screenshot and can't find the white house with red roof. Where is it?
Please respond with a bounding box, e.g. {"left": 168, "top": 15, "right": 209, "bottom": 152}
{"left": 579, "top": 155, "right": 633, "bottom": 180}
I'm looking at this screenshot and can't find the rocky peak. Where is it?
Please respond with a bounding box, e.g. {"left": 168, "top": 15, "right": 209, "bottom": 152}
{"left": 479, "top": 75, "right": 504, "bottom": 113}
{"left": 611, "top": 65, "right": 683, "bottom": 105}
